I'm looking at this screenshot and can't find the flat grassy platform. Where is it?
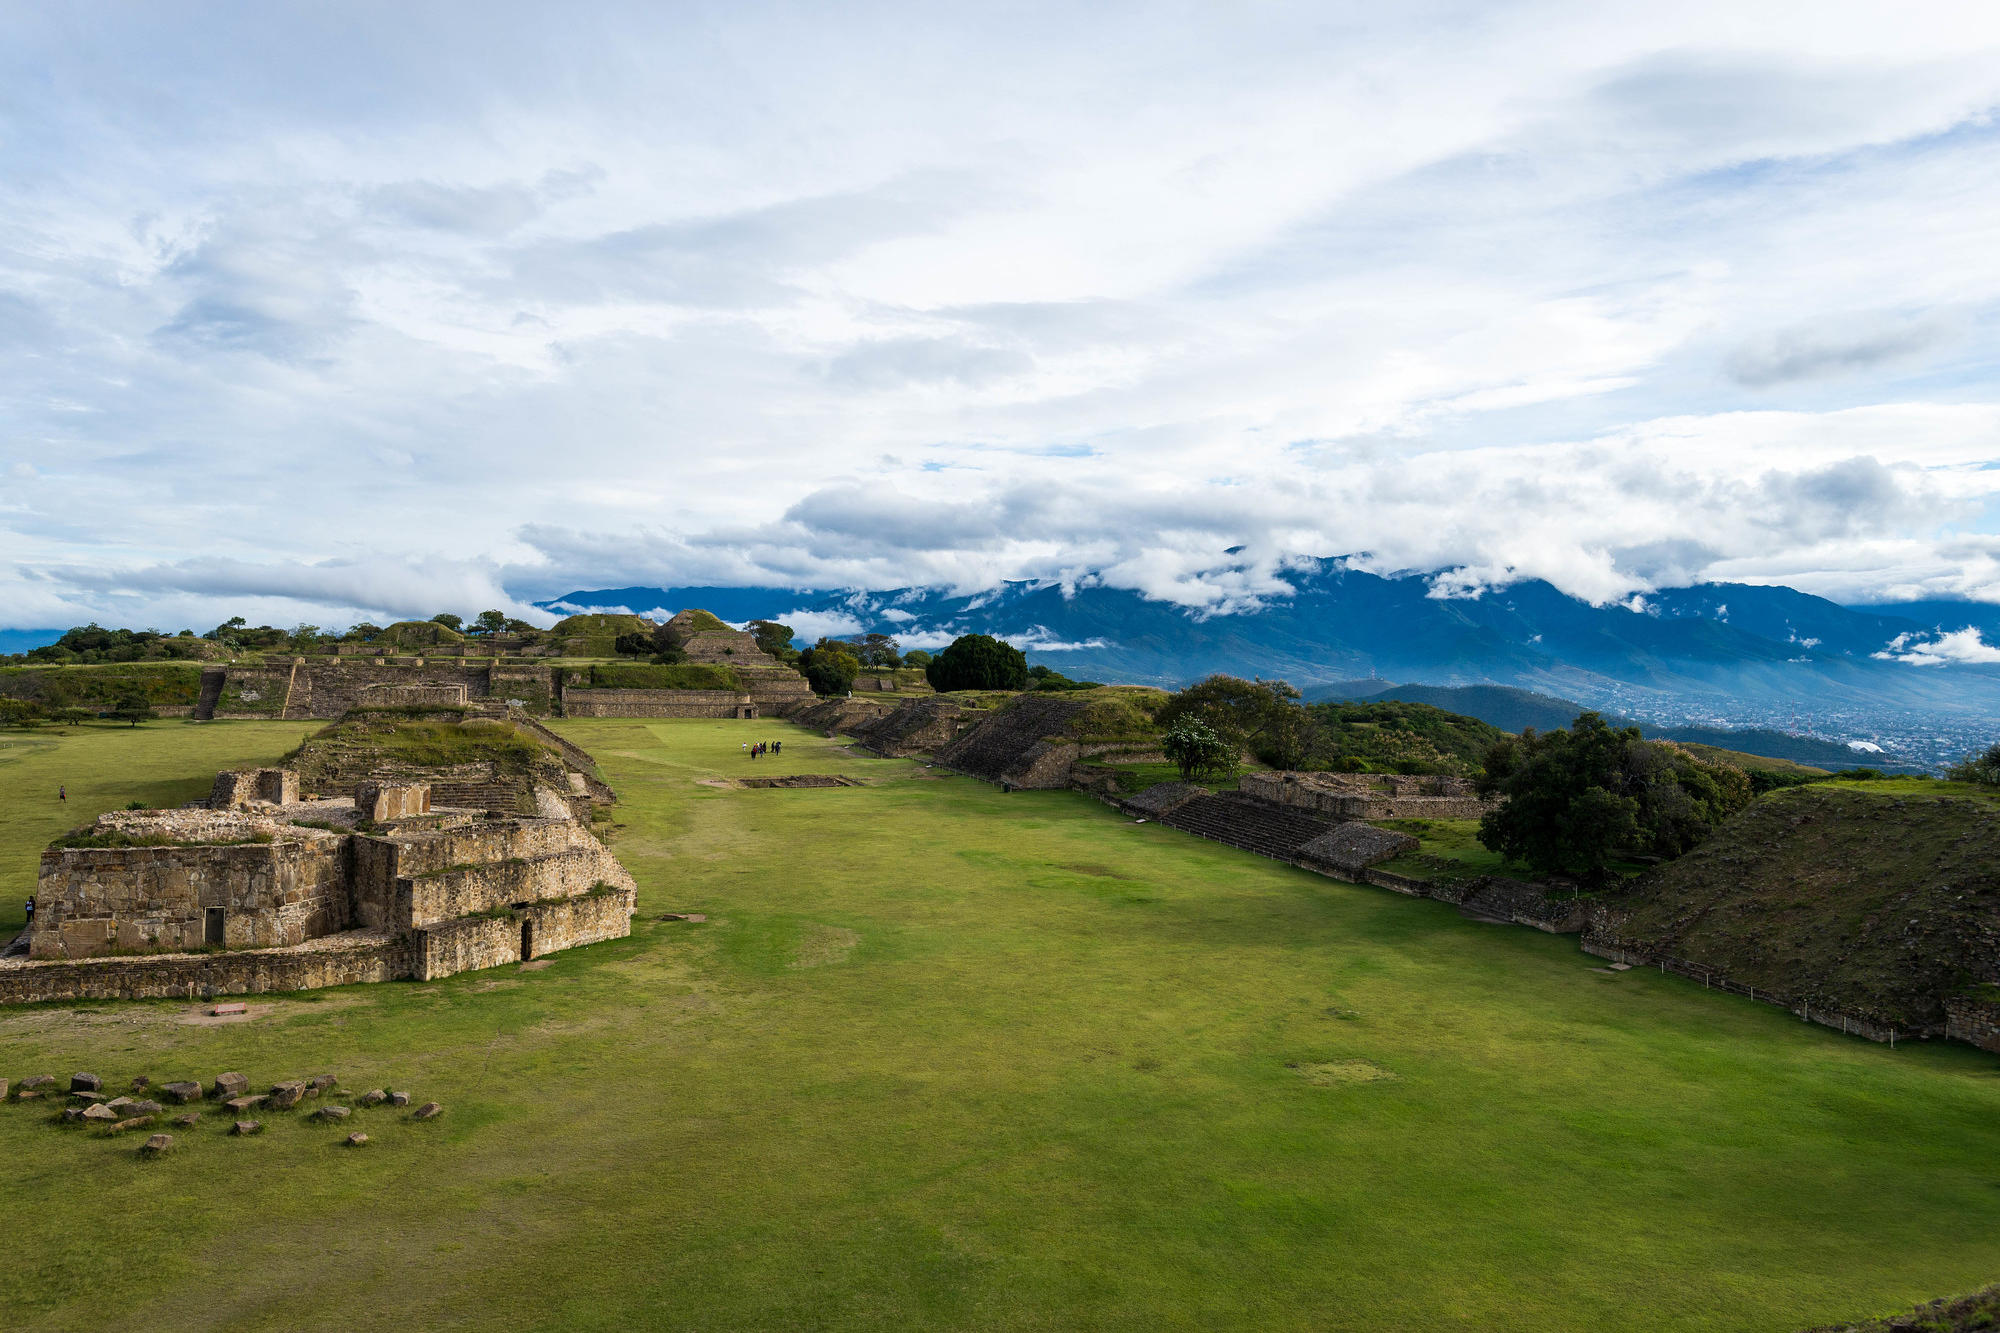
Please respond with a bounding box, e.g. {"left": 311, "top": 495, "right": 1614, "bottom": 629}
{"left": 1, "top": 719, "right": 1998, "bottom": 1330}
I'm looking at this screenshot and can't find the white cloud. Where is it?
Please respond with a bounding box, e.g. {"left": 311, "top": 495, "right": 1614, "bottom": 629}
{"left": 1873, "top": 629, "right": 2000, "bottom": 667}
{"left": 3, "top": 4, "right": 2000, "bottom": 628}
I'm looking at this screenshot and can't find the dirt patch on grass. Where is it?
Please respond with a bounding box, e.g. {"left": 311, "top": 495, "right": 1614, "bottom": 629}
{"left": 790, "top": 924, "right": 860, "bottom": 969}
{"left": 1290, "top": 1059, "right": 1396, "bottom": 1086}
{"left": 737, "top": 775, "right": 862, "bottom": 789}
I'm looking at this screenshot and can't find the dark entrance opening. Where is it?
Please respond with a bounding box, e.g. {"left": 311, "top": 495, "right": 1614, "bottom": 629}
{"left": 520, "top": 918, "right": 535, "bottom": 961}
{"left": 203, "top": 907, "right": 225, "bottom": 946}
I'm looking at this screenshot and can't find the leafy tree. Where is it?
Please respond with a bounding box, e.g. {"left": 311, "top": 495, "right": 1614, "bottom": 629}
{"left": 1947, "top": 743, "right": 2000, "bottom": 787}
{"left": 924, "top": 634, "right": 1028, "bottom": 692}
{"left": 288, "top": 624, "right": 323, "bottom": 650}
{"left": 614, "top": 632, "right": 655, "bottom": 657}
{"left": 430, "top": 613, "right": 464, "bottom": 631}
{"left": 1162, "top": 716, "right": 1235, "bottom": 783}
{"left": 1157, "top": 675, "right": 1313, "bottom": 766}
{"left": 205, "top": 616, "right": 248, "bottom": 642}
{"left": 803, "top": 648, "right": 861, "bottom": 696}
{"left": 0, "top": 698, "right": 45, "bottom": 729}
{"left": 902, "top": 649, "right": 932, "bottom": 669}
{"left": 748, "top": 620, "right": 799, "bottom": 661}
{"left": 472, "top": 609, "right": 510, "bottom": 636}
{"left": 505, "top": 618, "right": 537, "bottom": 633}
{"left": 1476, "top": 713, "right": 1752, "bottom": 879}
{"left": 110, "top": 692, "right": 154, "bottom": 728}
{"left": 346, "top": 622, "right": 384, "bottom": 642}
{"left": 847, "top": 632, "right": 901, "bottom": 667}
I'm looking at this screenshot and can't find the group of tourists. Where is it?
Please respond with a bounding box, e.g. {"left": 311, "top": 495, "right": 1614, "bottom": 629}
{"left": 743, "top": 740, "right": 783, "bottom": 760}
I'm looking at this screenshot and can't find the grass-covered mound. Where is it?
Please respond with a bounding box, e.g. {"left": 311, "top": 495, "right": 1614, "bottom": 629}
{"left": 1306, "top": 699, "right": 1506, "bottom": 775}
{"left": 0, "top": 662, "right": 204, "bottom": 710}
{"left": 285, "top": 715, "right": 559, "bottom": 792}
{"left": 550, "top": 612, "right": 654, "bottom": 637}
{"left": 1599, "top": 782, "right": 2000, "bottom": 1029}
{"left": 378, "top": 619, "right": 465, "bottom": 646}
{"left": 580, "top": 662, "right": 742, "bottom": 692}
{"left": 4, "top": 719, "right": 2000, "bottom": 1327}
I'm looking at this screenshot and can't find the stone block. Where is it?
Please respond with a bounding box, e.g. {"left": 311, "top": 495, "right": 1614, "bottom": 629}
{"left": 268, "top": 1081, "right": 307, "bottom": 1110}
{"left": 224, "top": 1095, "right": 267, "bottom": 1114}
{"left": 111, "top": 1116, "right": 153, "bottom": 1134}
{"left": 105, "top": 1097, "right": 134, "bottom": 1114}
{"left": 61, "top": 1107, "right": 85, "bottom": 1124}
{"left": 16, "top": 1091, "right": 43, "bottom": 1101}
{"left": 231, "top": 1120, "right": 261, "bottom": 1136}
{"left": 359, "top": 1089, "right": 387, "bottom": 1107}
{"left": 70, "top": 1091, "right": 106, "bottom": 1105}
{"left": 0, "top": 1078, "right": 8, "bottom": 1100}
{"left": 69, "top": 1072, "right": 101, "bottom": 1093}
{"left": 308, "top": 1074, "right": 337, "bottom": 1096}
{"left": 128, "top": 1100, "right": 164, "bottom": 1117}
{"left": 345, "top": 1132, "right": 369, "bottom": 1147}
{"left": 212, "top": 1071, "right": 249, "bottom": 1099}
{"left": 140, "top": 1134, "right": 173, "bottom": 1156}
{"left": 81, "top": 1104, "right": 116, "bottom": 1122}
{"left": 172, "top": 1113, "right": 202, "bottom": 1128}
{"left": 19, "top": 1075, "right": 54, "bottom": 1091}
{"left": 388, "top": 1091, "right": 410, "bottom": 1107}
{"left": 411, "top": 1102, "right": 443, "bottom": 1121}
{"left": 162, "top": 1081, "right": 202, "bottom": 1104}
{"left": 312, "top": 1106, "right": 350, "bottom": 1122}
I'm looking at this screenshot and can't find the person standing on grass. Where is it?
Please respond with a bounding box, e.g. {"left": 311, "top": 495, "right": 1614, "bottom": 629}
{"left": 58, "top": 785, "right": 65, "bottom": 802}
{"left": 23, "top": 895, "right": 34, "bottom": 931}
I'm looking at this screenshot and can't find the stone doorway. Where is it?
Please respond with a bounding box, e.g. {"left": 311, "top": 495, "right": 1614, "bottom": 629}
{"left": 520, "top": 918, "right": 535, "bottom": 961}
{"left": 203, "top": 907, "right": 225, "bottom": 946}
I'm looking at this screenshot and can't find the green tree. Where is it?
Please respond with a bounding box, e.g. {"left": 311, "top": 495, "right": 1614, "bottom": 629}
{"left": 430, "top": 613, "right": 464, "bottom": 631}
{"left": 803, "top": 648, "right": 861, "bottom": 696}
{"left": 1476, "top": 713, "right": 1752, "bottom": 879}
{"left": 472, "top": 610, "right": 510, "bottom": 636}
{"left": 902, "top": 649, "right": 932, "bottom": 669}
{"left": 924, "top": 634, "right": 1028, "bottom": 692}
{"left": 1161, "top": 716, "right": 1234, "bottom": 783}
{"left": 748, "top": 620, "right": 798, "bottom": 661}
{"left": 110, "top": 692, "right": 154, "bottom": 728}
{"left": 614, "top": 632, "right": 655, "bottom": 657}
{"left": 1947, "top": 743, "right": 2000, "bottom": 786}
{"left": 1156, "top": 675, "right": 1313, "bottom": 766}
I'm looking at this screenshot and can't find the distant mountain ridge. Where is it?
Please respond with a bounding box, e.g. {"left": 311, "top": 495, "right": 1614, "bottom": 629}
{"left": 544, "top": 564, "right": 2000, "bottom": 731}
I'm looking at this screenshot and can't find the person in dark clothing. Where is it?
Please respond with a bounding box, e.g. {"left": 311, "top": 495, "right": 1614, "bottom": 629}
{"left": 23, "top": 896, "right": 34, "bottom": 929}
{"left": 58, "top": 785, "right": 65, "bottom": 802}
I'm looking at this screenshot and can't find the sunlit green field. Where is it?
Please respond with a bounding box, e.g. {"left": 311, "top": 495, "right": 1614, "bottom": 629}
{"left": 1, "top": 718, "right": 1998, "bottom": 1331}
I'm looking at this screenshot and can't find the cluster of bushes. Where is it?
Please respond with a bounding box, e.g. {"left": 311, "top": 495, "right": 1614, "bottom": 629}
{"left": 11, "top": 625, "right": 218, "bottom": 665}
{"left": 1475, "top": 713, "right": 1753, "bottom": 878}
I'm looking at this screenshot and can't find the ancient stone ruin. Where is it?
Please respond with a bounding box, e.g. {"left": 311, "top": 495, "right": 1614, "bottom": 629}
{"left": 1238, "top": 770, "right": 1494, "bottom": 820}
{"left": 2, "top": 720, "right": 639, "bottom": 1004}
{"left": 193, "top": 608, "right": 816, "bottom": 722}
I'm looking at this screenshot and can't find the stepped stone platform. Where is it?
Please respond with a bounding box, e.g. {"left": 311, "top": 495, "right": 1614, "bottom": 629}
{"left": 934, "top": 697, "right": 1090, "bottom": 789}
{"left": 1159, "top": 793, "right": 1334, "bottom": 862}
{"left": 1294, "top": 822, "right": 1420, "bottom": 876}
{"left": 848, "top": 698, "right": 967, "bottom": 757}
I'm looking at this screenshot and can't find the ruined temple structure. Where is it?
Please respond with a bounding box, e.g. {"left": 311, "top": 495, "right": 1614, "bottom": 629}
{"left": 193, "top": 608, "right": 817, "bottom": 722}
{"left": 1237, "top": 770, "right": 1494, "bottom": 821}
{"left": 2, "top": 733, "right": 639, "bottom": 1004}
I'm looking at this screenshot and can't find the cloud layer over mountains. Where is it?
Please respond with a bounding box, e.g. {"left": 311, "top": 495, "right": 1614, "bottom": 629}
{"left": 4, "top": 2, "right": 2000, "bottom": 631}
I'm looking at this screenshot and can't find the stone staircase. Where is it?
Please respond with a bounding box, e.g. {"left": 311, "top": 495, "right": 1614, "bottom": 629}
{"left": 193, "top": 668, "right": 225, "bottom": 721}
{"left": 1160, "top": 793, "right": 1333, "bottom": 863}
{"left": 1, "top": 930, "right": 29, "bottom": 960}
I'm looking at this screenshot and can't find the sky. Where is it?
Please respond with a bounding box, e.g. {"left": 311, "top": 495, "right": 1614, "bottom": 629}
{"left": 3, "top": 0, "right": 1999, "bottom": 633}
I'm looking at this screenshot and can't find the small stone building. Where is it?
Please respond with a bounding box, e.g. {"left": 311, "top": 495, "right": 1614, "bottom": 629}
{"left": 13, "top": 764, "right": 638, "bottom": 1001}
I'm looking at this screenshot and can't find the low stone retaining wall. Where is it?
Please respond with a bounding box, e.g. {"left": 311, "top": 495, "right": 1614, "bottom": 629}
{"left": 561, "top": 688, "right": 755, "bottom": 719}
{"left": 403, "top": 849, "right": 610, "bottom": 925}
{"left": 411, "top": 915, "right": 518, "bottom": 981}
{"left": 0, "top": 932, "right": 409, "bottom": 1004}
{"left": 524, "top": 888, "right": 634, "bottom": 957}
{"left": 1581, "top": 939, "right": 1918, "bottom": 1045}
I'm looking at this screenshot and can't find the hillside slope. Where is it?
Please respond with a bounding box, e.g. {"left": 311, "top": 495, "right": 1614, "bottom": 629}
{"left": 1597, "top": 785, "right": 2000, "bottom": 1030}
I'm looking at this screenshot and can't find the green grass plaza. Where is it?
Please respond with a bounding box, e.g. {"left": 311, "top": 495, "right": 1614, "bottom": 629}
{"left": 3, "top": 717, "right": 1999, "bottom": 1330}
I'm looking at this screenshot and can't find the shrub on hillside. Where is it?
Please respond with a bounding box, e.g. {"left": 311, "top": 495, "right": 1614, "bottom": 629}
{"left": 1162, "top": 716, "right": 1234, "bottom": 783}
{"left": 925, "top": 634, "right": 1028, "bottom": 692}
{"left": 1946, "top": 743, "right": 2000, "bottom": 787}
{"left": 801, "top": 647, "right": 861, "bottom": 696}
{"left": 1157, "top": 675, "right": 1320, "bottom": 767}
{"left": 1476, "top": 713, "right": 1752, "bottom": 879}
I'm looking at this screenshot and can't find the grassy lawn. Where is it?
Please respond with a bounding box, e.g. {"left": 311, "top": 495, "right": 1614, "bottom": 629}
{"left": 0, "top": 720, "right": 319, "bottom": 935}
{"left": 1, "top": 719, "right": 1999, "bottom": 1330}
